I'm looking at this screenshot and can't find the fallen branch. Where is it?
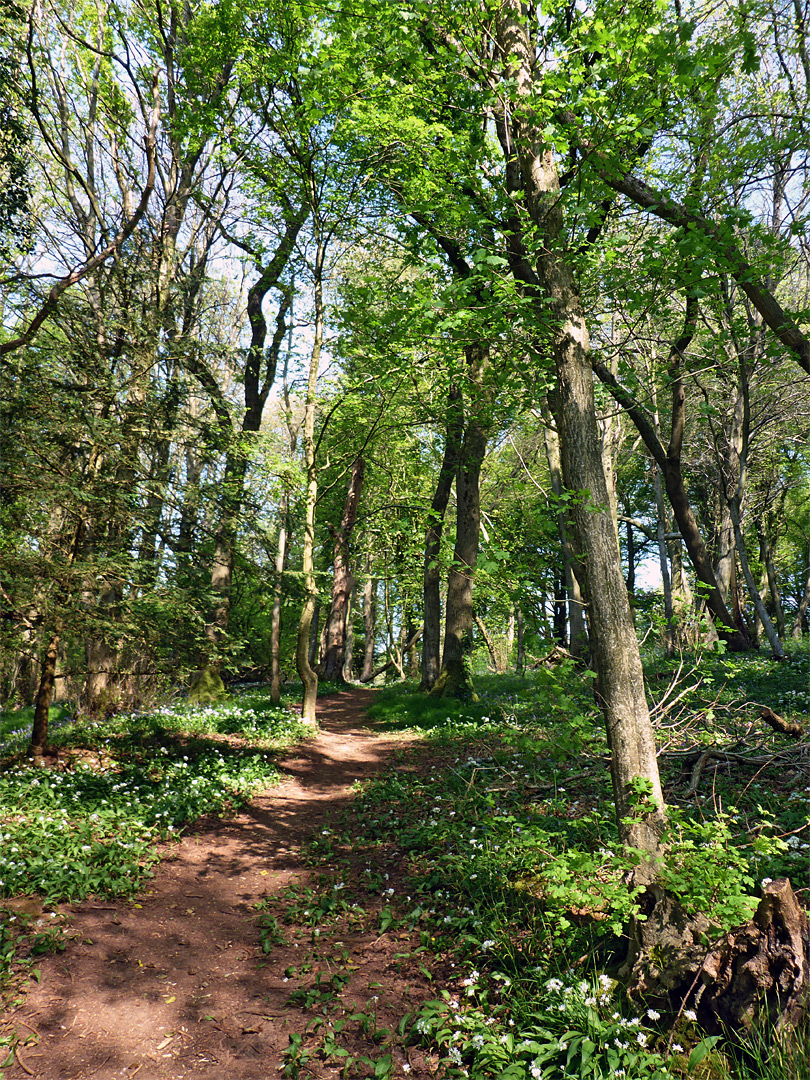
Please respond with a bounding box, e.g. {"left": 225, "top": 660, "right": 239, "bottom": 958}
{"left": 358, "top": 626, "right": 423, "bottom": 684}
{"left": 531, "top": 644, "right": 574, "bottom": 668}
{"left": 758, "top": 706, "right": 805, "bottom": 739}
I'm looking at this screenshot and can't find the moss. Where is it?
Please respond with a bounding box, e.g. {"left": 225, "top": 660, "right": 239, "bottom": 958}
{"left": 188, "top": 665, "right": 227, "bottom": 704}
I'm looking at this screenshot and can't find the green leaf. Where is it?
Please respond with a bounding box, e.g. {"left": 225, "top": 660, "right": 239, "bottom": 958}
{"left": 688, "top": 1036, "right": 721, "bottom": 1069}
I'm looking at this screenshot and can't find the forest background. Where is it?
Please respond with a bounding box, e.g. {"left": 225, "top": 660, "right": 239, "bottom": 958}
{"left": 1, "top": 0, "right": 810, "bottom": 1073}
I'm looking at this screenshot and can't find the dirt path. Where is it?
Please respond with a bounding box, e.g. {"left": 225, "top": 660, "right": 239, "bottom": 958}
{"left": 4, "top": 690, "right": 433, "bottom": 1080}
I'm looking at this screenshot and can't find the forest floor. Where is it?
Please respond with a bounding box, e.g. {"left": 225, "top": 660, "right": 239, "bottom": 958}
{"left": 2, "top": 689, "right": 440, "bottom": 1080}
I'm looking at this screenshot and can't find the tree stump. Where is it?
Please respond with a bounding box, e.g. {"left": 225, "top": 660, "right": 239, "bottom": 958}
{"left": 628, "top": 878, "right": 809, "bottom": 1036}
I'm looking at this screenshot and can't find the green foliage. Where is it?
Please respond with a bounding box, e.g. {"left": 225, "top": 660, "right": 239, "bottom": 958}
{"left": 410, "top": 976, "right": 674, "bottom": 1080}
{"left": 657, "top": 808, "right": 759, "bottom": 929}
{"left": 324, "top": 661, "right": 809, "bottom": 1078}
{"left": 0, "top": 689, "right": 307, "bottom": 904}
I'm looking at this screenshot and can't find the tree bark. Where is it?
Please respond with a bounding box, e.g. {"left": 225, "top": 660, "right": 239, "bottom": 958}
{"left": 652, "top": 462, "right": 676, "bottom": 655}
{"left": 343, "top": 586, "right": 355, "bottom": 681}
{"left": 431, "top": 346, "right": 489, "bottom": 700}
{"left": 516, "top": 606, "right": 525, "bottom": 672}
{"left": 295, "top": 229, "right": 324, "bottom": 727}
{"left": 728, "top": 498, "right": 785, "bottom": 659}
{"left": 360, "top": 562, "right": 377, "bottom": 682}
{"left": 421, "top": 384, "right": 463, "bottom": 690}
{"left": 30, "top": 630, "right": 60, "bottom": 761}
{"left": 269, "top": 494, "right": 288, "bottom": 704}
{"left": 474, "top": 611, "right": 504, "bottom": 673}
{"left": 319, "top": 456, "right": 366, "bottom": 682}
{"left": 792, "top": 539, "right": 810, "bottom": 638}
{"left": 542, "top": 413, "right": 589, "bottom": 657}
{"left": 761, "top": 519, "right": 786, "bottom": 639}
{"left": 496, "top": 3, "right": 664, "bottom": 857}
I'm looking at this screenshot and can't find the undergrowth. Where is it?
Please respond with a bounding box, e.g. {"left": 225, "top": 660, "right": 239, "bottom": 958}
{"left": 283, "top": 648, "right": 809, "bottom": 1079}
{"left": 0, "top": 687, "right": 309, "bottom": 1023}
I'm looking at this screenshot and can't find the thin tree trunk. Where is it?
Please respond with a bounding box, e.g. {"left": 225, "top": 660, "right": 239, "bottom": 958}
{"left": 728, "top": 499, "right": 785, "bottom": 659}
{"left": 516, "top": 606, "right": 525, "bottom": 672}
{"left": 553, "top": 572, "right": 567, "bottom": 645}
{"left": 762, "top": 520, "right": 786, "bottom": 638}
{"left": 360, "top": 626, "right": 422, "bottom": 684}
{"left": 343, "top": 587, "right": 355, "bottom": 682}
{"left": 295, "top": 229, "right": 324, "bottom": 726}
{"left": 792, "top": 540, "right": 810, "bottom": 638}
{"left": 421, "top": 385, "right": 463, "bottom": 690}
{"left": 361, "top": 562, "right": 377, "bottom": 681}
{"left": 474, "top": 611, "right": 503, "bottom": 673}
{"left": 715, "top": 499, "right": 736, "bottom": 605}
{"left": 652, "top": 462, "right": 676, "bottom": 655}
{"left": 319, "top": 456, "right": 366, "bottom": 682}
{"left": 543, "top": 414, "right": 588, "bottom": 657}
{"left": 625, "top": 521, "right": 636, "bottom": 599}
{"left": 269, "top": 495, "right": 288, "bottom": 704}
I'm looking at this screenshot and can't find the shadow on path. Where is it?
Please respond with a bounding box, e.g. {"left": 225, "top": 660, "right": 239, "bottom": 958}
{"left": 5, "top": 688, "right": 427, "bottom": 1080}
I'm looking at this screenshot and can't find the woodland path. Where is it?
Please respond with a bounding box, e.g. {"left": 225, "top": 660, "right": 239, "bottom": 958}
{"left": 5, "top": 689, "right": 436, "bottom": 1080}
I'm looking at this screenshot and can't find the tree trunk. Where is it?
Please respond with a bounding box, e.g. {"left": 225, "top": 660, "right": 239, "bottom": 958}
{"left": 552, "top": 572, "right": 568, "bottom": 645}
{"left": 496, "top": 4, "right": 664, "bottom": 858}
{"left": 431, "top": 348, "right": 489, "bottom": 700}
{"left": 269, "top": 493, "right": 288, "bottom": 704}
{"left": 319, "top": 456, "right": 366, "bottom": 682}
{"left": 342, "top": 587, "right": 355, "bottom": 682}
{"left": 792, "top": 539, "right": 810, "bottom": 638}
{"left": 761, "top": 520, "right": 786, "bottom": 639}
{"left": 84, "top": 634, "right": 118, "bottom": 714}
{"left": 631, "top": 879, "right": 809, "bottom": 1037}
{"left": 728, "top": 498, "right": 785, "bottom": 659}
{"left": 30, "top": 630, "right": 60, "bottom": 761}
{"left": 652, "top": 462, "right": 676, "bottom": 655}
{"left": 516, "top": 606, "right": 525, "bottom": 672}
{"left": 361, "top": 563, "right": 377, "bottom": 682}
{"left": 474, "top": 611, "right": 504, "bottom": 673}
{"left": 625, "top": 521, "right": 637, "bottom": 600}
{"left": 421, "top": 385, "right": 463, "bottom": 690}
{"left": 715, "top": 498, "right": 736, "bottom": 605}
{"left": 294, "top": 230, "right": 324, "bottom": 727}
{"left": 542, "top": 414, "right": 588, "bottom": 657}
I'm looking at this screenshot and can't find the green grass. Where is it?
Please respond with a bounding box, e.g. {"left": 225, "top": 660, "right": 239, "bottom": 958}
{"left": 327, "top": 651, "right": 809, "bottom": 1079}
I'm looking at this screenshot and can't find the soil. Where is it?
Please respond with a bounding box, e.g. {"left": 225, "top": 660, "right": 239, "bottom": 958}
{"left": 2, "top": 689, "right": 439, "bottom": 1080}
